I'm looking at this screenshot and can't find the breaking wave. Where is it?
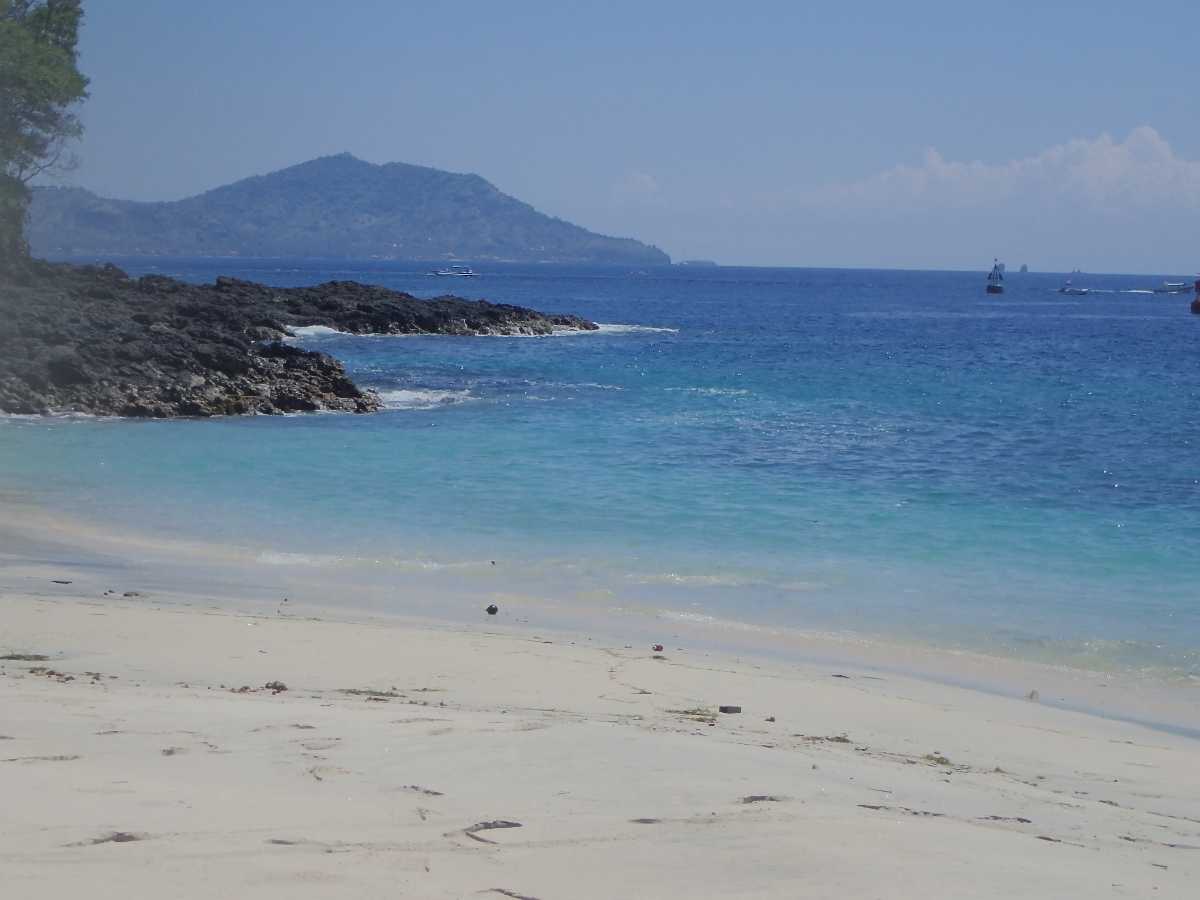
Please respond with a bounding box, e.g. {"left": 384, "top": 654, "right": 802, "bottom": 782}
{"left": 376, "top": 388, "right": 475, "bottom": 410}
{"left": 286, "top": 324, "right": 351, "bottom": 338}
{"left": 594, "top": 323, "right": 680, "bottom": 334}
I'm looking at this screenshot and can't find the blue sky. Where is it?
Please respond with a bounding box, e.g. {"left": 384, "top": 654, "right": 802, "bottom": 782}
{"left": 59, "top": 1, "right": 1200, "bottom": 272}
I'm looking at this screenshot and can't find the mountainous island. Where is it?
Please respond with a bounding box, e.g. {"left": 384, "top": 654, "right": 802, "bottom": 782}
{"left": 28, "top": 153, "right": 670, "bottom": 265}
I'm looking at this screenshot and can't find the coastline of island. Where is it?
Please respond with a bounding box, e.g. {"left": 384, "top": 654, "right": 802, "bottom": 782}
{"left": 0, "top": 260, "right": 596, "bottom": 418}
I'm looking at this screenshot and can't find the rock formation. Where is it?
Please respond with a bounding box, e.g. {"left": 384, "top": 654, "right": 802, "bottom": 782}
{"left": 0, "top": 261, "right": 596, "bottom": 417}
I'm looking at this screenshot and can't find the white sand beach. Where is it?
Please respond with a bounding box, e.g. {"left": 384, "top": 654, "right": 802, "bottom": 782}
{"left": 2, "top": 554, "right": 1198, "bottom": 899}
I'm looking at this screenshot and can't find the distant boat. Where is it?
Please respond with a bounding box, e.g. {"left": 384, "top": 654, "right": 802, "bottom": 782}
{"left": 1019, "top": 264, "right": 1029, "bottom": 274}
{"left": 429, "top": 265, "right": 478, "bottom": 277}
{"left": 986, "top": 259, "right": 1005, "bottom": 294}
{"left": 1058, "top": 280, "right": 1089, "bottom": 296}
{"left": 1153, "top": 281, "right": 1191, "bottom": 294}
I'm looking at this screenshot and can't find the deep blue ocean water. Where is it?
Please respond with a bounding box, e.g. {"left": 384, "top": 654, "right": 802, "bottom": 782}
{"left": 3, "top": 259, "right": 1199, "bottom": 676}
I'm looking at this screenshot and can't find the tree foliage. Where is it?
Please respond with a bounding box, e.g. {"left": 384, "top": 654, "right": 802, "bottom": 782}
{"left": 0, "top": 0, "right": 88, "bottom": 261}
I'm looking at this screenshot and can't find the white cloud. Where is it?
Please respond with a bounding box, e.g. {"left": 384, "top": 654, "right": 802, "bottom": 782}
{"left": 612, "top": 170, "right": 661, "bottom": 201}
{"left": 814, "top": 127, "right": 1200, "bottom": 214}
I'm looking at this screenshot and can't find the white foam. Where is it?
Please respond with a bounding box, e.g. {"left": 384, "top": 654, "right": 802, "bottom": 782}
{"left": 594, "top": 323, "right": 680, "bottom": 334}
{"left": 377, "top": 388, "right": 475, "bottom": 410}
{"left": 256, "top": 550, "right": 336, "bottom": 566}
{"left": 0, "top": 410, "right": 122, "bottom": 422}
{"left": 286, "top": 324, "right": 350, "bottom": 338}
{"left": 655, "top": 609, "right": 774, "bottom": 633}
{"left": 666, "top": 387, "right": 750, "bottom": 397}
{"left": 634, "top": 572, "right": 756, "bottom": 588}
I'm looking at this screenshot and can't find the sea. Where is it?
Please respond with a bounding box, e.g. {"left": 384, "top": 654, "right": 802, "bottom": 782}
{"left": 3, "top": 259, "right": 1199, "bottom": 682}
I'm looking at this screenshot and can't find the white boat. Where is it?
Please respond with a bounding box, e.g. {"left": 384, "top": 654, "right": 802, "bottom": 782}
{"left": 1153, "top": 281, "right": 1190, "bottom": 294}
{"left": 1058, "top": 280, "right": 1089, "bottom": 296}
{"left": 985, "top": 259, "right": 1005, "bottom": 294}
{"left": 430, "top": 265, "right": 478, "bottom": 277}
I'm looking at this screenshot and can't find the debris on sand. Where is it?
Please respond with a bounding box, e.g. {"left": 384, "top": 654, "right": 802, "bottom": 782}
{"left": 67, "top": 831, "right": 145, "bottom": 847}
{"left": 399, "top": 785, "right": 444, "bottom": 796}
{"left": 462, "top": 820, "right": 523, "bottom": 844}
{"left": 338, "top": 687, "right": 401, "bottom": 700}
{"left": 669, "top": 707, "right": 717, "bottom": 724}
{"left": 795, "top": 733, "right": 852, "bottom": 744}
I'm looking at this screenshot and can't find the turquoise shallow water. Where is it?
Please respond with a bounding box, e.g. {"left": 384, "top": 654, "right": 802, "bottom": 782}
{"left": 3, "top": 259, "right": 1199, "bottom": 676}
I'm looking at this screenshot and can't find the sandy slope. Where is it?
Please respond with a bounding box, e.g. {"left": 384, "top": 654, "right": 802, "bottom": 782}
{"left": 1, "top": 583, "right": 1197, "bottom": 900}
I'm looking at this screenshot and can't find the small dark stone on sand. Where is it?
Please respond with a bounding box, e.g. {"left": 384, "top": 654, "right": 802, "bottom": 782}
{"left": 718, "top": 705, "right": 742, "bottom": 714}
{"left": 264, "top": 681, "right": 288, "bottom": 694}
{"left": 50, "top": 580, "right": 72, "bottom": 585}
{"left": 486, "top": 604, "right": 499, "bottom": 615}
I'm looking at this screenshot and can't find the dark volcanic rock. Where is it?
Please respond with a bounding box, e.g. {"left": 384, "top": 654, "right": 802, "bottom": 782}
{"left": 0, "top": 261, "right": 597, "bottom": 418}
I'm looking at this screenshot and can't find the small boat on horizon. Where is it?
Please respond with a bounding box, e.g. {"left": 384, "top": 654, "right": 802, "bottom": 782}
{"left": 429, "top": 265, "right": 478, "bottom": 277}
{"left": 986, "top": 259, "right": 1005, "bottom": 294}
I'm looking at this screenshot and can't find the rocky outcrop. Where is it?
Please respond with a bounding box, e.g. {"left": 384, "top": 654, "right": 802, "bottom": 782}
{"left": 0, "top": 261, "right": 597, "bottom": 418}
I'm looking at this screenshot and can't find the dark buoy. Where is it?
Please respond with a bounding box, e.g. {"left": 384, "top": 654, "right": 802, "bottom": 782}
{"left": 486, "top": 604, "right": 499, "bottom": 616}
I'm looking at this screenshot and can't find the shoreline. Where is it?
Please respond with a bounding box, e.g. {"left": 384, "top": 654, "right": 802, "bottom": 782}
{"left": 3, "top": 580, "right": 1198, "bottom": 896}
{"left": 3, "top": 498, "right": 1197, "bottom": 742}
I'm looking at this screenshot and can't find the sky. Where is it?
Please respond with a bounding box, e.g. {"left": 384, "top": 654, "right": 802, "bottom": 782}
{"left": 53, "top": 1, "right": 1200, "bottom": 272}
